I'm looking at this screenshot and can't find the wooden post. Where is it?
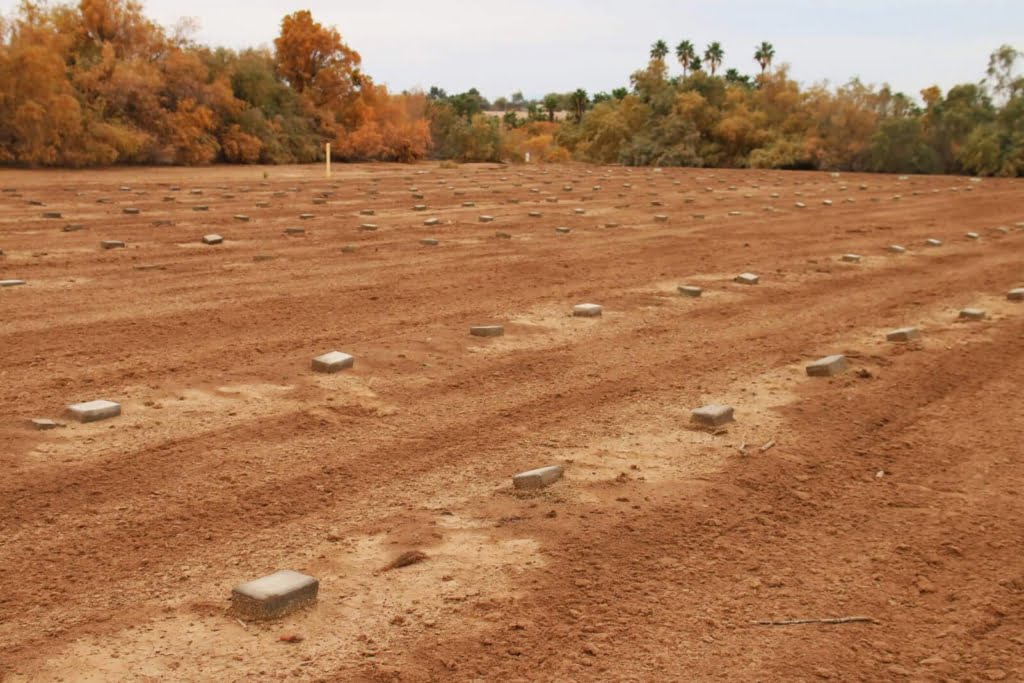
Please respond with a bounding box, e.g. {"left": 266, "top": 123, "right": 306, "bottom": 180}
{"left": 325, "top": 143, "right": 331, "bottom": 178}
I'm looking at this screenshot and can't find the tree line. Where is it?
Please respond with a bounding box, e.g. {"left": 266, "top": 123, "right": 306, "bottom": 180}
{"left": 1, "top": 3, "right": 1021, "bottom": 175}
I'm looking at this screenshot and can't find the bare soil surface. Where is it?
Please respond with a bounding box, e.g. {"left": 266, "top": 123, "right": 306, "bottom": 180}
{"left": 1, "top": 163, "right": 1022, "bottom": 682}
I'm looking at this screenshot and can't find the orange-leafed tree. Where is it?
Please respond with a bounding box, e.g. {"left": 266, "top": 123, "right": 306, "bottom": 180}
{"left": 274, "top": 10, "right": 362, "bottom": 108}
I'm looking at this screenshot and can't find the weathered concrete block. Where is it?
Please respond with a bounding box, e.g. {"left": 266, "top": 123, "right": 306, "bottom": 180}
{"left": 284, "top": 227, "right": 305, "bottom": 235}
{"left": 1007, "top": 288, "right": 1024, "bottom": 301}
{"left": 654, "top": 214, "right": 669, "bottom": 222}
{"left": 555, "top": 226, "right": 572, "bottom": 234}
{"left": 806, "top": 355, "right": 848, "bottom": 377}
{"left": 63, "top": 223, "right": 84, "bottom": 232}
{"left": 123, "top": 207, "right": 140, "bottom": 215}
{"left": 513, "top": 465, "right": 564, "bottom": 491}
{"left": 887, "top": 245, "right": 907, "bottom": 254}
{"left": 31, "top": 418, "right": 61, "bottom": 430}
{"left": 231, "top": 570, "right": 319, "bottom": 620}
{"left": 202, "top": 234, "right": 223, "bottom": 245}
{"left": 420, "top": 238, "right": 439, "bottom": 246}
{"left": 528, "top": 211, "right": 542, "bottom": 218}
{"left": 965, "top": 232, "right": 980, "bottom": 240}
{"left": 462, "top": 201, "right": 475, "bottom": 207}
{"left": 573, "top": 303, "right": 603, "bottom": 317}
{"left": 691, "top": 404, "right": 734, "bottom": 427}
{"left": 678, "top": 285, "right": 703, "bottom": 297}
{"left": 42, "top": 211, "right": 62, "bottom": 219}
{"left": 886, "top": 327, "right": 920, "bottom": 342}
{"left": 1, "top": 279, "right": 26, "bottom": 287}
{"left": 795, "top": 202, "right": 806, "bottom": 208}
{"left": 734, "top": 273, "right": 759, "bottom": 285}
{"left": 470, "top": 325, "right": 504, "bottom": 337}
{"left": 959, "top": 308, "right": 986, "bottom": 320}
{"left": 841, "top": 254, "right": 862, "bottom": 263}
{"left": 495, "top": 231, "right": 512, "bottom": 240}
{"left": 234, "top": 215, "right": 250, "bottom": 222}
{"left": 311, "top": 351, "right": 354, "bottom": 373}
{"left": 299, "top": 213, "right": 314, "bottom": 220}
{"left": 478, "top": 215, "right": 495, "bottom": 223}
{"left": 412, "top": 204, "right": 427, "bottom": 211}
{"left": 193, "top": 206, "right": 210, "bottom": 212}
{"left": 925, "top": 238, "right": 942, "bottom": 247}
{"left": 359, "top": 209, "right": 375, "bottom": 216}
{"left": 67, "top": 399, "right": 121, "bottom": 423}
{"left": 573, "top": 208, "right": 585, "bottom": 215}
{"left": 423, "top": 218, "right": 440, "bottom": 226}
{"left": 359, "top": 223, "right": 378, "bottom": 231}
{"left": 101, "top": 240, "right": 125, "bottom": 250}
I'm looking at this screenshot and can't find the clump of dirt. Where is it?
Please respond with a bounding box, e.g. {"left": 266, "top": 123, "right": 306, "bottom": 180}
{"left": 383, "top": 550, "right": 427, "bottom": 571}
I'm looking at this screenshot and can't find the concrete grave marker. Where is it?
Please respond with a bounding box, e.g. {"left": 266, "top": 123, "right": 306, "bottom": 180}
{"left": 42, "top": 211, "right": 62, "bottom": 219}
{"left": 67, "top": 399, "right": 121, "bottom": 423}
{"left": 555, "top": 227, "right": 572, "bottom": 234}
{"left": 0, "top": 279, "right": 26, "bottom": 287}
{"left": 959, "top": 308, "right": 986, "bottom": 320}
{"left": 311, "top": 351, "right": 354, "bottom": 373}
{"left": 925, "top": 238, "right": 942, "bottom": 247}
{"left": 841, "top": 254, "right": 862, "bottom": 263}
{"left": 734, "top": 273, "right": 759, "bottom": 285}
{"left": 965, "top": 232, "right": 980, "bottom": 240}
{"left": 63, "top": 224, "right": 84, "bottom": 232}
{"left": 573, "top": 303, "right": 603, "bottom": 317}
{"left": 887, "top": 245, "right": 907, "bottom": 254}
{"left": 231, "top": 570, "right": 319, "bottom": 620}
{"left": 360, "top": 209, "right": 375, "bottom": 216}
{"left": 359, "top": 223, "right": 378, "bottom": 231}
{"left": 101, "top": 240, "right": 125, "bottom": 250}
{"left": 678, "top": 285, "right": 703, "bottom": 297}
{"left": 495, "top": 231, "right": 512, "bottom": 239}
{"left": 806, "top": 355, "right": 848, "bottom": 377}
{"left": 31, "top": 418, "right": 61, "bottom": 431}
{"left": 513, "top": 465, "right": 564, "bottom": 491}
{"left": 478, "top": 215, "right": 495, "bottom": 223}
{"left": 284, "top": 227, "right": 305, "bottom": 235}
{"left": 423, "top": 218, "right": 440, "bottom": 226}
{"left": 234, "top": 215, "right": 250, "bottom": 222}
{"left": 420, "top": 238, "right": 439, "bottom": 246}
{"left": 299, "top": 213, "right": 314, "bottom": 220}
{"left": 691, "top": 404, "right": 734, "bottom": 427}
{"left": 202, "top": 234, "right": 223, "bottom": 245}
{"left": 886, "top": 327, "right": 920, "bottom": 342}
{"left": 123, "top": 207, "right": 140, "bottom": 215}
{"left": 654, "top": 214, "right": 669, "bottom": 222}
{"left": 1006, "top": 288, "right": 1023, "bottom": 301}
{"left": 470, "top": 325, "right": 505, "bottom": 337}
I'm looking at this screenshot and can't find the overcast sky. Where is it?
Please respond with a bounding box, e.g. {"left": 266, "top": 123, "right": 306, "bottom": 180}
{"left": 16, "top": 0, "right": 1024, "bottom": 100}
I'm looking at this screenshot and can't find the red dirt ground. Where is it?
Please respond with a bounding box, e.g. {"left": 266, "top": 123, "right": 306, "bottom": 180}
{"left": 0, "top": 163, "right": 1022, "bottom": 682}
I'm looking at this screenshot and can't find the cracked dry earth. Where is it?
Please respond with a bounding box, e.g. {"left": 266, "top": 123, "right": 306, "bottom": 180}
{"left": 1, "top": 164, "right": 1022, "bottom": 682}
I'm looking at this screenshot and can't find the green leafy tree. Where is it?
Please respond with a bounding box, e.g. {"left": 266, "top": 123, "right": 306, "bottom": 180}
{"left": 568, "top": 88, "right": 588, "bottom": 122}
{"left": 542, "top": 92, "right": 561, "bottom": 122}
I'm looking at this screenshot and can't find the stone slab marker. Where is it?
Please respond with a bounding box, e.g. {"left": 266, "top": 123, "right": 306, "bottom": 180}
{"left": 231, "top": 570, "right": 319, "bottom": 620}
{"left": 841, "top": 254, "right": 862, "bottom": 263}
{"left": 925, "top": 238, "right": 942, "bottom": 247}
{"left": 420, "top": 238, "right": 439, "bottom": 246}
{"left": 678, "top": 285, "right": 703, "bottom": 297}
{"left": 888, "top": 245, "right": 906, "bottom": 254}
{"left": 470, "top": 325, "right": 504, "bottom": 337}
{"left": 959, "top": 308, "right": 986, "bottom": 320}
{"left": 101, "top": 240, "right": 125, "bottom": 250}
{"left": 67, "top": 399, "right": 121, "bottom": 423}
{"left": 573, "top": 303, "right": 603, "bottom": 317}
{"left": 806, "top": 355, "right": 848, "bottom": 377}
{"left": 555, "top": 227, "right": 571, "bottom": 234}
{"left": 886, "top": 327, "right": 920, "bottom": 342}
{"left": 513, "top": 465, "right": 564, "bottom": 490}
{"left": 691, "top": 404, "right": 734, "bottom": 427}
{"left": 966, "top": 232, "right": 980, "bottom": 240}
{"left": 1, "top": 279, "right": 26, "bottom": 287}
{"left": 1007, "top": 288, "right": 1024, "bottom": 301}
{"left": 202, "top": 234, "right": 223, "bottom": 245}
{"left": 311, "top": 351, "right": 354, "bottom": 373}
{"left": 734, "top": 273, "right": 759, "bottom": 285}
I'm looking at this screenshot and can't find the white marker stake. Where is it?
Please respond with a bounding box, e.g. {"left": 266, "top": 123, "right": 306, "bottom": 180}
{"left": 325, "top": 143, "right": 332, "bottom": 179}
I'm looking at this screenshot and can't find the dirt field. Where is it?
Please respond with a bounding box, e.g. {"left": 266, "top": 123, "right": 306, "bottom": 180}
{"left": 1, "top": 163, "right": 1022, "bottom": 682}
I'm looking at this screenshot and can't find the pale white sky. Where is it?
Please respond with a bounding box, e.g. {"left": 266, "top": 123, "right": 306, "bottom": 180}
{"left": 7, "top": 0, "right": 1023, "bottom": 100}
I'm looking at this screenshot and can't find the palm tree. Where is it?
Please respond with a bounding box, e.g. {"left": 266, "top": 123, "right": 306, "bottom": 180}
{"left": 704, "top": 42, "right": 724, "bottom": 76}
{"left": 650, "top": 39, "right": 669, "bottom": 62}
{"left": 754, "top": 41, "right": 775, "bottom": 74}
{"left": 568, "top": 88, "right": 588, "bottom": 123}
{"left": 675, "top": 40, "right": 696, "bottom": 78}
